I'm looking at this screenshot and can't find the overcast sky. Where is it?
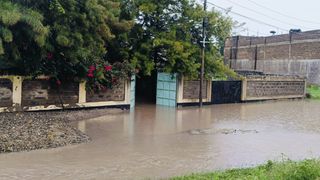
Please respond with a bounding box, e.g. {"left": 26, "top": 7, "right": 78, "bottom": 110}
{"left": 203, "top": 0, "right": 320, "bottom": 36}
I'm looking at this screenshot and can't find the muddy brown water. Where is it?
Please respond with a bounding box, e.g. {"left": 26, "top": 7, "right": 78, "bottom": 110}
{"left": 1, "top": 100, "right": 320, "bottom": 179}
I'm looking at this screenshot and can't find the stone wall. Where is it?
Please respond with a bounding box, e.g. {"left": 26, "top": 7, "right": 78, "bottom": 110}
{"left": 247, "top": 81, "right": 305, "bottom": 97}
{"left": 0, "top": 76, "right": 132, "bottom": 112}
{"left": 176, "top": 77, "right": 212, "bottom": 105}
{"left": 22, "top": 80, "right": 79, "bottom": 107}
{"left": 225, "top": 30, "right": 320, "bottom": 84}
{"left": 86, "top": 81, "right": 125, "bottom": 102}
{"left": 183, "top": 80, "right": 207, "bottom": 99}
{"left": 0, "top": 78, "right": 13, "bottom": 107}
{"left": 242, "top": 76, "right": 306, "bottom": 101}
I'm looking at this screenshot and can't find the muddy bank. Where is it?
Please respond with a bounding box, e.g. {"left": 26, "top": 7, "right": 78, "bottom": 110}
{"left": 0, "top": 108, "right": 124, "bottom": 153}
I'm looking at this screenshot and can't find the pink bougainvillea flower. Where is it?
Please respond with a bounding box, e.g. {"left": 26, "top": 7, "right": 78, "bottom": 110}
{"left": 104, "top": 65, "right": 112, "bottom": 71}
{"left": 47, "top": 52, "right": 53, "bottom": 60}
{"left": 89, "top": 65, "right": 96, "bottom": 71}
{"left": 87, "top": 65, "right": 96, "bottom": 77}
{"left": 56, "top": 80, "right": 61, "bottom": 86}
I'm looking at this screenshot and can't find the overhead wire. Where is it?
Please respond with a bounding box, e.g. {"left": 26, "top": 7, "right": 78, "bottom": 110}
{"left": 206, "top": 1, "right": 320, "bottom": 38}
{"left": 225, "top": 0, "right": 312, "bottom": 30}
{"left": 232, "top": 27, "right": 269, "bottom": 36}
{"left": 244, "top": 0, "right": 320, "bottom": 26}
{"left": 206, "top": 1, "right": 288, "bottom": 32}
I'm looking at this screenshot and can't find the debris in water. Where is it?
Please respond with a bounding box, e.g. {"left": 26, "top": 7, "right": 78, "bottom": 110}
{"left": 188, "top": 128, "right": 259, "bottom": 135}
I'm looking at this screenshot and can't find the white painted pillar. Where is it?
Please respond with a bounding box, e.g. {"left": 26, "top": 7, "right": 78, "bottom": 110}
{"left": 78, "top": 81, "right": 87, "bottom": 104}
{"left": 12, "top": 76, "right": 22, "bottom": 108}
{"left": 241, "top": 79, "right": 247, "bottom": 101}
{"left": 177, "top": 76, "right": 184, "bottom": 104}
{"left": 125, "top": 79, "right": 131, "bottom": 105}
{"left": 206, "top": 80, "right": 212, "bottom": 102}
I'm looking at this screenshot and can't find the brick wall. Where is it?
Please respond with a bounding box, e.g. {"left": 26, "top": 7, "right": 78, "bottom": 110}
{"left": 0, "top": 78, "right": 12, "bottom": 107}
{"left": 291, "top": 41, "right": 320, "bottom": 59}
{"left": 86, "top": 81, "right": 125, "bottom": 102}
{"left": 225, "top": 30, "right": 320, "bottom": 84}
{"left": 237, "top": 48, "right": 254, "bottom": 60}
{"left": 264, "top": 44, "right": 289, "bottom": 60}
{"left": 183, "top": 80, "right": 207, "bottom": 99}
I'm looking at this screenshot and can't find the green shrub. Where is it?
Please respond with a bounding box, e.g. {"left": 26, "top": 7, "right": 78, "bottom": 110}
{"left": 171, "top": 159, "right": 320, "bottom": 180}
{"left": 307, "top": 85, "right": 320, "bottom": 99}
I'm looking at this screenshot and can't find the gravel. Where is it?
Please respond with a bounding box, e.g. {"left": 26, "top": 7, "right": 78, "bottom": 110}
{"left": 0, "top": 108, "right": 124, "bottom": 153}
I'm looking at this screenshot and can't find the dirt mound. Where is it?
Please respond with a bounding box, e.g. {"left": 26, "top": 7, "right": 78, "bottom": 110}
{"left": 0, "top": 112, "right": 91, "bottom": 153}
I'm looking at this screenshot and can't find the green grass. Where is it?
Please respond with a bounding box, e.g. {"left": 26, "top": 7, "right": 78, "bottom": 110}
{"left": 307, "top": 85, "right": 320, "bottom": 99}
{"left": 171, "top": 159, "right": 320, "bottom": 180}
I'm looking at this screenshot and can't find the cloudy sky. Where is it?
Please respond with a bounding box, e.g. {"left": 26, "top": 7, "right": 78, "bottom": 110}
{"left": 203, "top": 0, "right": 320, "bottom": 36}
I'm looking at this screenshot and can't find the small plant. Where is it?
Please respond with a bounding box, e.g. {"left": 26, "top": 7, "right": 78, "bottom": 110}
{"left": 171, "top": 159, "right": 320, "bottom": 180}
{"left": 307, "top": 84, "right": 320, "bottom": 99}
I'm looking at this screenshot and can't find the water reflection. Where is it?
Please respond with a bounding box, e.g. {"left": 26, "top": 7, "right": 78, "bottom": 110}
{"left": 76, "top": 105, "right": 214, "bottom": 137}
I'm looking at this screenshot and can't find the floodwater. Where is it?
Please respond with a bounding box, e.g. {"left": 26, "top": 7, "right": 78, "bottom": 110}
{"left": 1, "top": 100, "right": 320, "bottom": 179}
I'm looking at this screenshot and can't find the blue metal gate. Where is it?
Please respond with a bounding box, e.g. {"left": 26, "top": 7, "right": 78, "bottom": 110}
{"left": 156, "top": 73, "right": 177, "bottom": 107}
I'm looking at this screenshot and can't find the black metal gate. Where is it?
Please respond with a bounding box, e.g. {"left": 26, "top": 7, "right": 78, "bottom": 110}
{"left": 211, "top": 81, "right": 242, "bottom": 104}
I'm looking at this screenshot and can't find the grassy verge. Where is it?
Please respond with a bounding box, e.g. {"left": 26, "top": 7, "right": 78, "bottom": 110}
{"left": 171, "top": 160, "right": 320, "bottom": 180}
{"left": 307, "top": 85, "right": 320, "bottom": 99}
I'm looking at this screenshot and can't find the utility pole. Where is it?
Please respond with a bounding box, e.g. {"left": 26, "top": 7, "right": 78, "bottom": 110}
{"left": 199, "top": 0, "right": 207, "bottom": 107}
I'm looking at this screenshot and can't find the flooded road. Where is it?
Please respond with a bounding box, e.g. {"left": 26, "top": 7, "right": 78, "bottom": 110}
{"left": 1, "top": 100, "right": 320, "bottom": 179}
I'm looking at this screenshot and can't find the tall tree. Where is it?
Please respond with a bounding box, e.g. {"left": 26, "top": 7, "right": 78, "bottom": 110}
{"left": 0, "top": 0, "right": 49, "bottom": 74}
{"left": 1, "top": 0, "right": 234, "bottom": 81}
{"left": 130, "top": 0, "right": 234, "bottom": 79}
{"left": 3, "top": 0, "right": 133, "bottom": 80}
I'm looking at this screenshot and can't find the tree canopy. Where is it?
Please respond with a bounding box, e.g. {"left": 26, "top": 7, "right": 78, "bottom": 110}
{"left": 130, "top": 0, "right": 234, "bottom": 79}
{"left": 1, "top": 0, "right": 133, "bottom": 79}
{"left": 0, "top": 0, "right": 49, "bottom": 74}
{"left": 0, "top": 0, "right": 235, "bottom": 81}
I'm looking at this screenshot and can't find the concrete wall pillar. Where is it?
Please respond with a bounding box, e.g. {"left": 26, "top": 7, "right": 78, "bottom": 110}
{"left": 78, "top": 81, "right": 86, "bottom": 104}
{"left": 12, "top": 76, "right": 22, "bottom": 108}
{"left": 241, "top": 79, "right": 247, "bottom": 101}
